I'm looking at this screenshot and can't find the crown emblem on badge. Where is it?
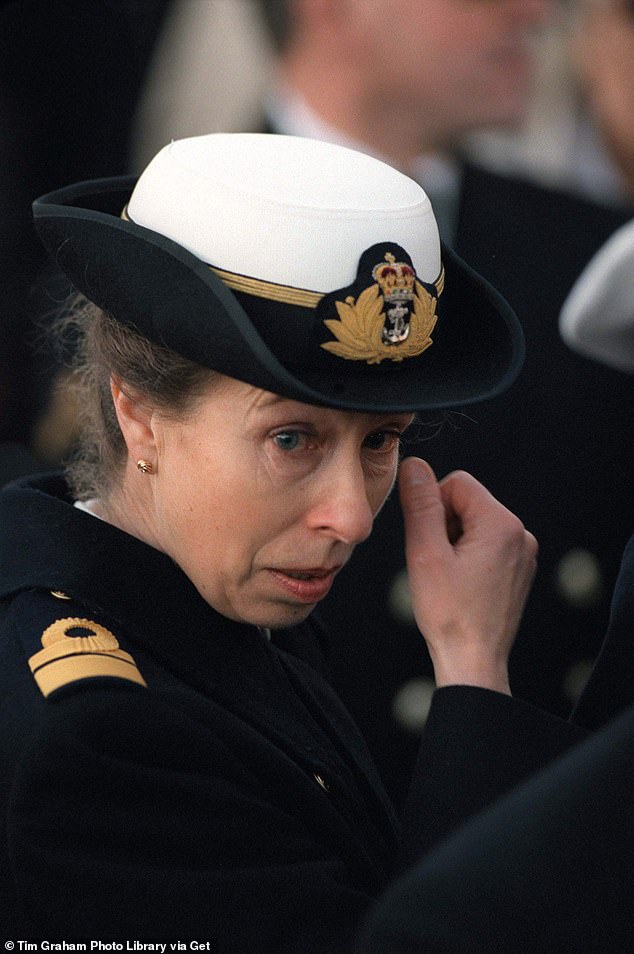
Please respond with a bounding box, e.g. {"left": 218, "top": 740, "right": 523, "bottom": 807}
{"left": 321, "top": 249, "right": 443, "bottom": 364}
{"left": 372, "top": 253, "right": 417, "bottom": 346}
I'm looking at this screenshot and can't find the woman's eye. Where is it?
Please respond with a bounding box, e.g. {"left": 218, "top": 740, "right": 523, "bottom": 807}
{"left": 272, "top": 430, "right": 305, "bottom": 452}
{"left": 363, "top": 430, "right": 401, "bottom": 452}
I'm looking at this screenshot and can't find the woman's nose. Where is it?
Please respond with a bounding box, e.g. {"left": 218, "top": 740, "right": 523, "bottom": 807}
{"left": 307, "top": 463, "right": 375, "bottom": 546}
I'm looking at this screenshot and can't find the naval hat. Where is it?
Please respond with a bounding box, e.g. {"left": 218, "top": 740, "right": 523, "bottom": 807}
{"left": 559, "top": 218, "right": 634, "bottom": 375}
{"left": 33, "top": 133, "right": 523, "bottom": 412}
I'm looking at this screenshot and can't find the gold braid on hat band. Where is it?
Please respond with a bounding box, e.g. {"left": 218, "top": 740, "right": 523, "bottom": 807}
{"left": 120, "top": 205, "right": 444, "bottom": 308}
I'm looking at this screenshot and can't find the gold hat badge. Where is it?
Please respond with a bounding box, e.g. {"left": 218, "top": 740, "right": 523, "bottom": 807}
{"left": 321, "top": 251, "right": 444, "bottom": 365}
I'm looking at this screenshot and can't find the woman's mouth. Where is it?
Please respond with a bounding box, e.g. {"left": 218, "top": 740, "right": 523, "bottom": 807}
{"left": 268, "top": 567, "right": 340, "bottom": 603}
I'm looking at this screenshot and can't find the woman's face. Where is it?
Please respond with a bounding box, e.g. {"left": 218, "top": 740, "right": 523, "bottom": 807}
{"left": 143, "top": 377, "right": 414, "bottom": 629}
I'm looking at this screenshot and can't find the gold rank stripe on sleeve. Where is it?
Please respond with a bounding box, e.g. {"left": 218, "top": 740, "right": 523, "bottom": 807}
{"left": 28, "top": 617, "right": 147, "bottom": 697}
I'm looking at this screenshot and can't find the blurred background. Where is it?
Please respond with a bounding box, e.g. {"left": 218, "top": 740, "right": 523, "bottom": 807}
{"left": 2, "top": 0, "right": 632, "bottom": 806}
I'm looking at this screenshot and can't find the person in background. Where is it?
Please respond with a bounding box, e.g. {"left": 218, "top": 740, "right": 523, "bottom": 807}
{"left": 251, "top": 0, "right": 632, "bottom": 804}
{"left": 0, "top": 0, "right": 169, "bottom": 484}
{"left": 358, "top": 212, "right": 634, "bottom": 954}
{"left": 572, "top": 0, "right": 634, "bottom": 201}
{"left": 0, "top": 131, "right": 594, "bottom": 946}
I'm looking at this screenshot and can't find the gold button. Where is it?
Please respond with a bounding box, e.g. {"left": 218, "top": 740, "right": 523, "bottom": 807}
{"left": 563, "top": 658, "right": 594, "bottom": 705}
{"left": 50, "top": 590, "right": 72, "bottom": 600}
{"left": 388, "top": 567, "right": 415, "bottom": 624}
{"left": 392, "top": 677, "right": 435, "bottom": 733}
{"left": 313, "top": 773, "right": 330, "bottom": 793}
{"left": 555, "top": 549, "right": 603, "bottom": 608}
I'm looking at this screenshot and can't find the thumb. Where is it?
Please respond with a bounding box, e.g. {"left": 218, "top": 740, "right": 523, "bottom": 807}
{"left": 398, "top": 457, "right": 448, "bottom": 557}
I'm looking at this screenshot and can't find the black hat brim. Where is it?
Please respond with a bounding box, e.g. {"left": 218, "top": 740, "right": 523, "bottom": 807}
{"left": 33, "top": 175, "right": 524, "bottom": 413}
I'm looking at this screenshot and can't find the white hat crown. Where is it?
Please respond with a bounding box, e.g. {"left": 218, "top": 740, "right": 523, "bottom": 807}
{"left": 127, "top": 133, "right": 441, "bottom": 293}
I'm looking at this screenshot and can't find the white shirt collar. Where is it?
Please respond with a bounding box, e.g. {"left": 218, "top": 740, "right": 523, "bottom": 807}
{"left": 74, "top": 499, "right": 106, "bottom": 521}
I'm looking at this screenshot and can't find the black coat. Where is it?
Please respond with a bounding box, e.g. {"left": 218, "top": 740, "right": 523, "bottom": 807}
{"left": 359, "top": 706, "right": 634, "bottom": 954}
{"left": 0, "top": 475, "right": 584, "bottom": 948}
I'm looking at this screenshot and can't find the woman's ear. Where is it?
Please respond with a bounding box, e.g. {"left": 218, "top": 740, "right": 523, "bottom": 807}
{"left": 110, "top": 377, "right": 156, "bottom": 463}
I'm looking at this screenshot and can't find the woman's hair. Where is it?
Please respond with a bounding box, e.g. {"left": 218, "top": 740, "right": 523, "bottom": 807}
{"left": 59, "top": 297, "right": 216, "bottom": 501}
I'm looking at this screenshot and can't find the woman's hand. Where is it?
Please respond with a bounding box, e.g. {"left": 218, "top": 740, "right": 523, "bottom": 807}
{"left": 398, "top": 457, "right": 538, "bottom": 694}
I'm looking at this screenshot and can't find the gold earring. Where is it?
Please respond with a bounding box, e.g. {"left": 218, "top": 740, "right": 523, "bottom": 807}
{"left": 136, "top": 459, "right": 153, "bottom": 474}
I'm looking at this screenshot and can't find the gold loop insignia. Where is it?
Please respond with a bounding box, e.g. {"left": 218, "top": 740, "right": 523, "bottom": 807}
{"left": 321, "top": 253, "right": 443, "bottom": 365}
{"left": 29, "top": 617, "right": 147, "bottom": 697}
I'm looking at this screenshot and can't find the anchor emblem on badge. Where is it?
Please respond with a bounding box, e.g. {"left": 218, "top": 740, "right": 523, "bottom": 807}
{"left": 372, "top": 253, "right": 416, "bottom": 345}
{"left": 321, "top": 246, "right": 443, "bottom": 365}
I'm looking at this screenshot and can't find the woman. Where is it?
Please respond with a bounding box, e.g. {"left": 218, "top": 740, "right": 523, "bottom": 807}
{"left": 0, "top": 134, "right": 583, "bottom": 947}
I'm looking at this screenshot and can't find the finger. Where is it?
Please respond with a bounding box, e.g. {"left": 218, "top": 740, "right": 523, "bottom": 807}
{"left": 438, "top": 469, "right": 508, "bottom": 535}
{"left": 398, "top": 457, "right": 450, "bottom": 559}
{"left": 440, "top": 474, "right": 539, "bottom": 584}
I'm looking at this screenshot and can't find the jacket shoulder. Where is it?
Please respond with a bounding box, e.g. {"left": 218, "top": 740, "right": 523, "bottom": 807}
{"left": 0, "top": 588, "right": 146, "bottom": 701}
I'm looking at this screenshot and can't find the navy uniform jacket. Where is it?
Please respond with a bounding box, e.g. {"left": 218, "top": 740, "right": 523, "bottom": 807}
{"left": 359, "top": 705, "right": 634, "bottom": 954}
{"left": 0, "top": 475, "right": 586, "bottom": 948}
